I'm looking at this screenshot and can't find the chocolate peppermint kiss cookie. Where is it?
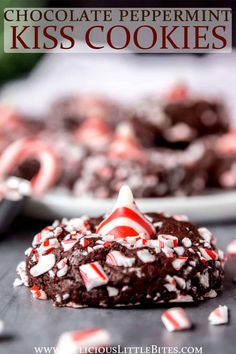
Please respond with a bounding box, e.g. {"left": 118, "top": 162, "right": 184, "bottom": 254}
{"left": 16, "top": 186, "right": 224, "bottom": 308}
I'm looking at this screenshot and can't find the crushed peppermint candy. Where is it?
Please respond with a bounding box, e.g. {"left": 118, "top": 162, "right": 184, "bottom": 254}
{"left": 208, "top": 305, "right": 229, "bottom": 325}
{"left": 57, "top": 258, "right": 69, "bottom": 277}
{"left": 198, "top": 227, "right": 213, "bottom": 243}
{"left": 30, "top": 254, "right": 56, "bottom": 277}
{"left": 161, "top": 307, "right": 192, "bottom": 332}
{"left": 56, "top": 328, "right": 111, "bottom": 354}
{"left": 158, "top": 234, "right": 178, "bottom": 248}
{"left": 172, "top": 257, "right": 188, "bottom": 270}
{"left": 199, "top": 248, "right": 218, "bottom": 261}
{"left": 79, "top": 262, "right": 108, "bottom": 291}
{"left": 106, "top": 251, "right": 135, "bottom": 267}
{"left": 137, "top": 249, "right": 155, "bottom": 263}
{"left": 31, "top": 285, "right": 47, "bottom": 300}
{"left": 182, "top": 238, "right": 192, "bottom": 248}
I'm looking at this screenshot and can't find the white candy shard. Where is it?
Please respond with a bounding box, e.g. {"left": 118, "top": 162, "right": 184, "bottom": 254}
{"left": 56, "top": 328, "right": 111, "bottom": 354}
{"left": 198, "top": 227, "right": 213, "bottom": 243}
{"left": 137, "top": 249, "right": 155, "bottom": 263}
{"left": 16, "top": 261, "right": 29, "bottom": 286}
{"left": 182, "top": 237, "right": 192, "bottom": 248}
{"left": 13, "top": 278, "right": 24, "bottom": 287}
{"left": 208, "top": 305, "right": 229, "bottom": 325}
{"left": 172, "top": 257, "right": 188, "bottom": 270}
{"left": 30, "top": 254, "right": 56, "bottom": 277}
{"left": 107, "top": 286, "right": 119, "bottom": 297}
{"left": 161, "top": 307, "right": 192, "bottom": 332}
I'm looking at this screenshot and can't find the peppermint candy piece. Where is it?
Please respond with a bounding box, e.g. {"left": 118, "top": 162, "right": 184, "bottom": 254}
{"left": 0, "top": 138, "right": 59, "bottom": 196}
{"left": 57, "top": 258, "right": 69, "bottom": 278}
{"left": 161, "top": 307, "right": 192, "bottom": 332}
{"left": 96, "top": 186, "right": 155, "bottom": 239}
{"left": 79, "top": 262, "right": 108, "bottom": 291}
{"left": 16, "top": 261, "right": 29, "bottom": 286}
{"left": 208, "top": 305, "right": 229, "bottom": 325}
{"left": 198, "top": 227, "right": 213, "bottom": 243}
{"left": 67, "top": 218, "right": 89, "bottom": 232}
{"left": 158, "top": 234, "right": 178, "bottom": 248}
{"left": 38, "top": 238, "right": 60, "bottom": 255}
{"left": 61, "top": 239, "right": 78, "bottom": 252}
{"left": 227, "top": 240, "right": 236, "bottom": 257}
{"left": 172, "top": 257, "right": 188, "bottom": 270}
{"left": 30, "top": 254, "right": 56, "bottom": 277}
{"left": 199, "top": 248, "right": 218, "bottom": 261}
{"left": 109, "top": 122, "right": 146, "bottom": 162}
{"left": 106, "top": 251, "right": 135, "bottom": 267}
{"left": 56, "top": 328, "right": 111, "bottom": 354}
{"left": 31, "top": 285, "right": 47, "bottom": 300}
{"left": 137, "top": 249, "right": 155, "bottom": 263}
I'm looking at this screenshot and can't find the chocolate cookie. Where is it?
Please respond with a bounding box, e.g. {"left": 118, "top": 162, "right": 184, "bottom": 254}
{"left": 17, "top": 186, "right": 224, "bottom": 308}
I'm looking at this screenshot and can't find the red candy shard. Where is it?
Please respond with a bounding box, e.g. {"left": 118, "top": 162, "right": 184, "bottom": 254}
{"left": 96, "top": 185, "right": 155, "bottom": 239}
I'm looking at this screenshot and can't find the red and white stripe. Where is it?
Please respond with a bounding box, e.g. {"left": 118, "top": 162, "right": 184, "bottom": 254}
{"left": 172, "top": 257, "right": 188, "bottom": 270}
{"left": 38, "top": 238, "right": 60, "bottom": 255}
{"left": 0, "top": 138, "right": 59, "bottom": 196}
{"left": 227, "top": 240, "right": 236, "bottom": 257}
{"left": 79, "top": 262, "right": 109, "bottom": 291}
{"left": 56, "top": 328, "right": 111, "bottom": 354}
{"left": 30, "top": 254, "right": 56, "bottom": 277}
{"left": 158, "top": 234, "right": 178, "bottom": 249}
{"left": 137, "top": 249, "right": 155, "bottom": 263}
{"left": 31, "top": 285, "right": 47, "bottom": 300}
{"left": 32, "top": 233, "right": 43, "bottom": 246}
{"left": 80, "top": 237, "right": 90, "bottom": 247}
{"left": 199, "top": 248, "right": 218, "bottom": 261}
{"left": 161, "top": 307, "right": 192, "bottom": 332}
{"left": 208, "top": 305, "right": 228, "bottom": 325}
{"left": 106, "top": 251, "right": 135, "bottom": 267}
{"left": 57, "top": 258, "right": 69, "bottom": 277}
{"left": 96, "top": 186, "right": 155, "bottom": 239}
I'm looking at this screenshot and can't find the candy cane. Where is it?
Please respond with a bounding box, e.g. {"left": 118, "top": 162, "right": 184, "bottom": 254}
{"left": 0, "top": 138, "right": 59, "bottom": 195}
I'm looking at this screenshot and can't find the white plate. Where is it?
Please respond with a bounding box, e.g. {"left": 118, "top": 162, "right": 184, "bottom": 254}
{"left": 24, "top": 189, "right": 236, "bottom": 223}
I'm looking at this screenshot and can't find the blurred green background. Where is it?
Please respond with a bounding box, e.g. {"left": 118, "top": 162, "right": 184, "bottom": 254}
{"left": 0, "top": 0, "right": 46, "bottom": 84}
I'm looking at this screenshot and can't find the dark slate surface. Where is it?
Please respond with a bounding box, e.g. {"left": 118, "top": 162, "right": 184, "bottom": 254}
{"left": 0, "top": 217, "right": 236, "bottom": 354}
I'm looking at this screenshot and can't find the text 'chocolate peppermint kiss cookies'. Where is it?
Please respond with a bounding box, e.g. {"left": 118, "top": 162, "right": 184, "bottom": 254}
{"left": 16, "top": 186, "right": 224, "bottom": 308}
